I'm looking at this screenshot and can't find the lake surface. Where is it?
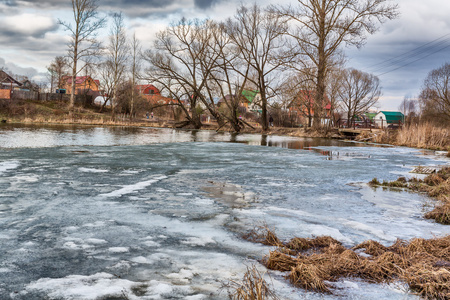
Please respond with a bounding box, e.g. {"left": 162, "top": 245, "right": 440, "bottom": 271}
{"left": 0, "top": 124, "right": 449, "bottom": 299}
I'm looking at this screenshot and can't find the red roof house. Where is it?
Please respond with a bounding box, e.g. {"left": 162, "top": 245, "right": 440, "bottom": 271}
{"left": 136, "top": 84, "right": 161, "bottom": 96}
{"left": 62, "top": 76, "right": 100, "bottom": 95}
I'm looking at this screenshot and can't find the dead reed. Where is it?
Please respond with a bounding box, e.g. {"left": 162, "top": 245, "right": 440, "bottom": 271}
{"left": 396, "top": 124, "right": 450, "bottom": 150}
{"left": 370, "top": 167, "right": 450, "bottom": 225}
{"left": 250, "top": 227, "right": 450, "bottom": 299}
{"left": 224, "top": 265, "right": 279, "bottom": 300}
{"left": 243, "top": 225, "right": 282, "bottom": 247}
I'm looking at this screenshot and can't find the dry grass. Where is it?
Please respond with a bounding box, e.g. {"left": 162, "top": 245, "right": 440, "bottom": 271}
{"left": 224, "top": 265, "right": 279, "bottom": 300}
{"left": 396, "top": 124, "right": 450, "bottom": 150}
{"left": 250, "top": 227, "right": 450, "bottom": 299}
{"left": 370, "top": 167, "right": 450, "bottom": 225}
{"left": 361, "top": 124, "right": 449, "bottom": 151}
{"left": 243, "top": 225, "right": 282, "bottom": 247}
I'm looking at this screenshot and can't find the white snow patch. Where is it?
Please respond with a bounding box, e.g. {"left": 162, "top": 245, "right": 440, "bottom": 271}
{"left": 25, "top": 272, "right": 143, "bottom": 300}
{"left": 108, "top": 247, "right": 129, "bottom": 253}
{"left": 122, "top": 170, "right": 140, "bottom": 174}
{"left": 130, "top": 256, "right": 153, "bottom": 264}
{"left": 181, "top": 237, "right": 216, "bottom": 246}
{"left": 342, "top": 220, "right": 396, "bottom": 242}
{"left": 0, "top": 161, "right": 19, "bottom": 175}
{"left": 166, "top": 268, "right": 194, "bottom": 284}
{"left": 142, "top": 240, "right": 161, "bottom": 247}
{"left": 99, "top": 175, "right": 167, "bottom": 198}
{"left": 78, "top": 167, "right": 109, "bottom": 173}
{"left": 62, "top": 241, "right": 93, "bottom": 251}
{"left": 85, "top": 238, "right": 108, "bottom": 245}
{"left": 11, "top": 175, "right": 40, "bottom": 183}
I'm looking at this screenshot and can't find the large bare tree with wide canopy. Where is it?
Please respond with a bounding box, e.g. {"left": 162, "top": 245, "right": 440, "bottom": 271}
{"left": 272, "top": 0, "right": 398, "bottom": 128}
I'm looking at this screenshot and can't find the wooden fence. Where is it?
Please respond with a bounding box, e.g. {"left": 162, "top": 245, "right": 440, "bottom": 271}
{"left": 0, "top": 89, "right": 93, "bottom": 106}
{"left": 337, "top": 118, "right": 403, "bottom": 129}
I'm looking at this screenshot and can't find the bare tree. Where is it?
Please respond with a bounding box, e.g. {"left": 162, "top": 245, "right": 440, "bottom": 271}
{"left": 193, "top": 20, "right": 261, "bottom": 132}
{"left": 419, "top": 63, "right": 450, "bottom": 123}
{"left": 59, "top": 0, "right": 106, "bottom": 113}
{"left": 143, "top": 19, "right": 223, "bottom": 129}
{"left": 338, "top": 68, "right": 381, "bottom": 124}
{"left": 272, "top": 0, "right": 398, "bottom": 128}
{"left": 47, "top": 56, "right": 69, "bottom": 92}
{"left": 104, "top": 12, "right": 129, "bottom": 120}
{"left": 283, "top": 71, "right": 317, "bottom": 127}
{"left": 226, "top": 4, "right": 288, "bottom": 131}
{"left": 129, "top": 32, "right": 141, "bottom": 120}
{"left": 398, "top": 96, "right": 417, "bottom": 125}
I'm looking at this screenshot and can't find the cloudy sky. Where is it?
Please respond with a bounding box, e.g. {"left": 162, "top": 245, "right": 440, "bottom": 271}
{"left": 1, "top": 0, "right": 450, "bottom": 110}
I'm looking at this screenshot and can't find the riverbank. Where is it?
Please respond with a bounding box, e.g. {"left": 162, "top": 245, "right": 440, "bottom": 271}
{"left": 1, "top": 99, "right": 448, "bottom": 152}
{"left": 240, "top": 227, "right": 449, "bottom": 299}
{"left": 0, "top": 99, "right": 338, "bottom": 139}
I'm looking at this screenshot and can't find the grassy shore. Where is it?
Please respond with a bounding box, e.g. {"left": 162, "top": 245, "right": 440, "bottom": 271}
{"left": 369, "top": 167, "right": 450, "bottom": 225}
{"left": 359, "top": 124, "right": 450, "bottom": 152}
{"left": 0, "top": 99, "right": 332, "bottom": 138}
{"left": 239, "top": 226, "right": 449, "bottom": 299}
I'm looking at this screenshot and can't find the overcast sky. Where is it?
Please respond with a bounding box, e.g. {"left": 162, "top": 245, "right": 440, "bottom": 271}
{"left": 1, "top": 0, "right": 450, "bottom": 110}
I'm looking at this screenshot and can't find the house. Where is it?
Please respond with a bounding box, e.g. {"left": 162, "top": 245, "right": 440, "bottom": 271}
{"left": 241, "top": 90, "right": 261, "bottom": 113}
{"left": 288, "top": 90, "right": 332, "bottom": 125}
{"left": 136, "top": 84, "right": 161, "bottom": 97}
{"left": 136, "top": 84, "right": 175, "bottom": 105}
{"left": 62, "top": 76, "right": 100, "bottom": 95}
{"left": 20, "top": 79, "right": 40, "bottom": 92}
{"left": 218, "top": 90, "right": 261, "bottom": 114}
{"left": 375, "top": 111, "right": 405, "bottom": 128}
{"left": 0, "top": 70, "right": 22, "bottom": 90}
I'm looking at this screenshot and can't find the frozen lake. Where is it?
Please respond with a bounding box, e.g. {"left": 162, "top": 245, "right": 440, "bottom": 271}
{"left": 0, "top": 124, "right": 449, "bottom": 299}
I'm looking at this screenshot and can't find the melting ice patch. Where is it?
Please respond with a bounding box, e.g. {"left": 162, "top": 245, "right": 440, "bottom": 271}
{"left": 24, "top": 272, "right": 146, "bottom": 300}
{"left": 78, "top": 167, "right": 109, "bottom": 173}
{"left": 181, "top": 236, "right": 216, "bottom": 246}
{"left": 0, "top": 160, "right": 19, "bottom": 175}
{"left": 98, "top": 175, "right": 167, "bottom": 198}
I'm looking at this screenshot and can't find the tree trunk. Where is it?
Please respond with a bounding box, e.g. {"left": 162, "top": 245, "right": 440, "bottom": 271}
{"left": 260, "top": 81, "right": 268, "bottom": 131}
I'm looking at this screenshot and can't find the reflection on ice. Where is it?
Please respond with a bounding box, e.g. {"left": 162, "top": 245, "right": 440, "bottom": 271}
{"left": 0, "top": 125, "right": 449, "bottom": 299}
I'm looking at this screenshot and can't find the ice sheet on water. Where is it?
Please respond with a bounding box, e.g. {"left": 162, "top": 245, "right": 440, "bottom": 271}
{"left": 98, "top": 175, "right": 168, "bottom": 198}
{"left": 1, "top": 128, "right": 449, "bottom": 299}
{"left": 0, "top": 160, "right": 19, "bottom": 175}
{"left": 23, "top": 272, "right": 147, "bottom": 300}
{"left": 78, "top": 167, "right": 109, "bottom": 173}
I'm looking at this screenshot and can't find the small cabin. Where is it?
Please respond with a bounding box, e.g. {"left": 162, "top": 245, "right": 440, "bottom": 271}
{"left": 375, "top": 111, "right": 404, "bottom": 128}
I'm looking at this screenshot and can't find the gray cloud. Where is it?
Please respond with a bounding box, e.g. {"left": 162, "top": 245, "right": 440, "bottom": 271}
{"left": 0, "top": 57, "right": 40, "bottom": 78}
{"left": 194, "top": 0, "right": 218, "bottom": 9}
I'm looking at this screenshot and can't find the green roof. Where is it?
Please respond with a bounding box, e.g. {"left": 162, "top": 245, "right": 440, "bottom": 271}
{"left": 379, "top": 111, "right": 405, "bottom": 123}
{"left": 365, "top": 113, "right": 377, "bottom": 121}
{"left": 241, "top": 90, "right": 259, "bottom": 103}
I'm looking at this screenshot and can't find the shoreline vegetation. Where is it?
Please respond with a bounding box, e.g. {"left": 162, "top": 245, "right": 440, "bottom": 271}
{"left": 237, "top": 227, "right": 449, "bottom": 300}
{"left": 369, "top": 167, "right": 450, "bottom": 225}
{"left": 0, "top": 99, "right": 449, "bottom": 153}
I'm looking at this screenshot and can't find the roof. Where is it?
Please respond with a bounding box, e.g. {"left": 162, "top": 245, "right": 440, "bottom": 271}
{"left": 63, "top": 76, "right": 98, "bottom": 86}
{"left": 0, "top": 70, "right": 22, "bottom": 86}
{"left": 291, "top": 90, "right": 331, "bottom": 110}
{"left": 377, "top": 111, "right": 405, "bottom": 122}
{"left": 241, "top": 90, "right": 259, "bottom": 103}
{"left": 365, "top": 113, "right": 377, "bottom": 120}
{"left": 136, "top": 84, "right": 160, "bottom": 93}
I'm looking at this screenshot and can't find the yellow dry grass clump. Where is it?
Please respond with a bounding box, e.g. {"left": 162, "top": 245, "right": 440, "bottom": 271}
{"left": 224, "top": 265, "right": 279, "bottom": 300}
{"left": 246, "top": 226, "right": 450, "bottom": 299}
{"left": 370, "top": 167, "right": 450, "bottom": 225}
{"left": 396, "top": 124, "right": 450, "bottom": 150}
